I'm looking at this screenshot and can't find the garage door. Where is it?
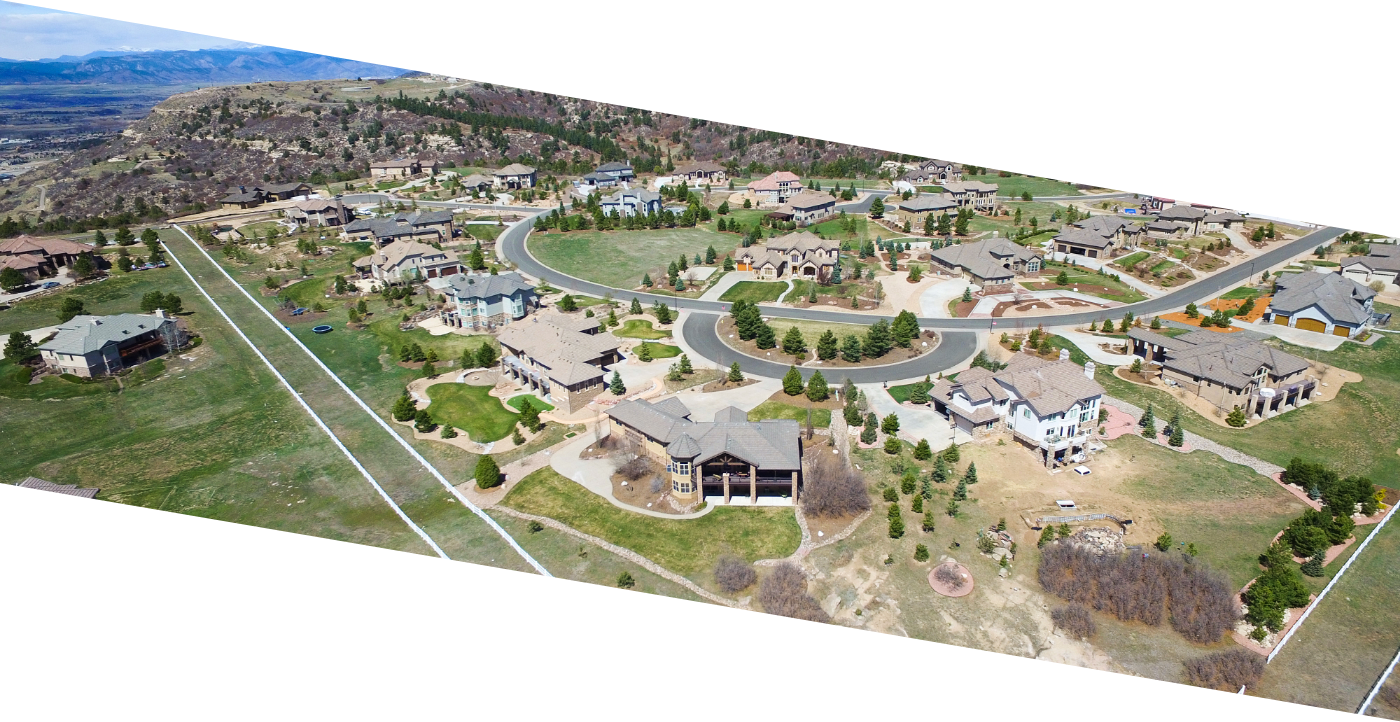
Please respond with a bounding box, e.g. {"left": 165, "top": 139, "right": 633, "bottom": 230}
{"left": 736, "top": 262, "right": 750, "bottom": 271}
{"left": 1273, "top": 314, "right": 1289, "bottom": 326}
{"left": 1296, "top": 318, "right": 1327, "bottom": 333}
{"left": 1333, "top": 324, "right": 1352, "bottom": 337}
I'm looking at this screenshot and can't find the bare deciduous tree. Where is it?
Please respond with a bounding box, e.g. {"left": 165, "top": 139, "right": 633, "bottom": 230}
{"left": 615, "top": 455, "right": 655, "bottom": 481}
{"left": 934, "top": 563, "right": 965, "bottom": 590}
{"left": 1182, "top": 649, "right": 1264, "bottom": 691}
{"left": 1051, "top": 604, "right": 1097, "bottom": 639}
{"left": 758, "top": 563, "right": 829, "bottom": 623}
{"left": 714, "top": 555, "right": 758, "bottom": 594}
{"left": 801, "top": 449, "right": 871, "bottom": 518}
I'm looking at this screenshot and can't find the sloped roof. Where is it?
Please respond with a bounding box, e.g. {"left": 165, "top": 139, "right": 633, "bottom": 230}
{"left": 674, "top": 161, "right": 725, "bottom": 175}
{"left": 667, "top": 433, "right": 702, "bottom": 459}
{"left": 1341, "top": 244, "right": 1400, "bottom": 273}
{"left": 1053, "top": 227, "right": 1113, "bottom": 249}
{"left": 1158, "top": 205, "right": 1207, "bottom": 221}
{"left": 786, "top": 191, "right": 836, "bottom": 210}
{"left": 16, "top": 476, "right": 98, "bottom": 499}
{"left": 748, "top": 171, "right": 802, "bottom": 191}
{"left": 0, "top": 254, "right": 44, "bottom": 271}
{"left": 256, "top": 182, "right": 311, "bottom": 194}
{"left": 1073, "top": 215, "right": 1134, "bottom": 237}
{"left": 458, "top": 173, "right": 494, "bottom": 187}
{"left": 1137, "top": 328, "right": 1311, "bottom": 389}
{"left": 712, "top": 405, "right": 748, "bottom": 423}
{"left": 994, "top": 356, "right": 1104, "bottom": 417}
{"left": 1146, "top": 220, "right": 1186, "bottom": 232}
{"left": 371, "top": 158, "right": 419, "bottom": 168}
{"left": 1204, "top": 211, "right": 1246, "bottom": 223}
{"left": 1269, "top": 271, "right": 1374, "bottom": 325}
{"left": 39, "top": 313, "right": 175, "bottom": 355}
{"left": 0, "top": 235, "right": 94, "bottom": 257}
{"left": 929, "top": 238, "right": 1038, "bottom": 281}
{"left": 595, "top": 161, "right": 633, "bottom": 173}
{"left": 652, "top": 396, "right": 693, "bottom": 420}
{"left": 607, "top": 397, "right": 801, "bottom": 470}
{"left": 220, "top": 192, "right": 263, "bottom": 203}
{"left": 495, "top": 163, "right": 536, "bottom": 176}
{"left": 370, "top": 241, "right": 456, "bottom": 273}
{"left": 941, "top": 181, "right": 998, "bottom": 194}
{"left": 442, "top": 271, "right": 534, "bottom": 301}
{"left": 898, "top": 194, "right": 959, "bottom": 212}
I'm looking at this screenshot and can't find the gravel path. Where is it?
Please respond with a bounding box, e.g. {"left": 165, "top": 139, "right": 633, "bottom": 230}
{"left": 1103, "top": 395, "right": 1284, "bottom": 477}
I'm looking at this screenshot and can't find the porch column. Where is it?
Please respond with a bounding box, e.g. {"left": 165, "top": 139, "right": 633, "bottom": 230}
{"left": 750, "top": 464, "right": 757, "bottom": 504}
{"left": 791, "top": 471, "right": 799, "bottom": 503}
{"left": 723, "top": 472, "right": 730, "bottom": 504}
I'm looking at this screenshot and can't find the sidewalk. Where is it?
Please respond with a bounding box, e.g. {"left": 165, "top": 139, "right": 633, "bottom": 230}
{"left": 547, "top": 432, "right": 714, "bottom": 519}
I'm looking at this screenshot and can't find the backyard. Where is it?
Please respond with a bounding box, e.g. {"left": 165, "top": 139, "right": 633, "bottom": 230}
{"left": 529, "top": 228, "right": 741, "bottom": 289}
{"left": 425, "top": 383, "right": 520, "bottom": 442}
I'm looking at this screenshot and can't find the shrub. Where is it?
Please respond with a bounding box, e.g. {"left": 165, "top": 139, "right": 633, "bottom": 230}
{"left": 1154, "top": 532, "right": 1173, "bottom": 552}
{"left": 714, "top": 555, "right": 758, "bottom": 593}
{"left": 934, "top": 563, "right": 965, "bottom": 590}
{"left": 883, "top": 436, "right": 902, "bottom": 455}
{"left": 1037, "top": 543, "right": 1237, "bottom": 644}
{"left": 914, "top": 544, "right": 930, "bottom": 562}
{"left": 1183, "top": 649, "right": 1264, "bottom": 692}
{"left": 922, "top": 510, "right": 936, "bottom": 532}
{"left": 616, "top": 571, "right": 635, "bottom": 589}
{"left": 527, "top": 521, "right": 544, "bottom": 533}
{"left": 1051, "top": 604, "right": 1097, "bottom": 639}
{"left": 882, "top": 486, "right": 899, "bottom": 503}
{"left": 475, "top": 455, "right": 502, "bottom": 489}
{"left": 801, "top": 450, "right": 871, "bottom": 518}
{"left": 615, "top": 455, "right": 654, "bottom": 481}
{"left": 758, "top": 563, "right": 829, "bottom": 622}
{"left": 913, "top": 438, "right": 933, "bottom": 460}
{"left": 977, "top": 534, "right": 995, "bottom": 554}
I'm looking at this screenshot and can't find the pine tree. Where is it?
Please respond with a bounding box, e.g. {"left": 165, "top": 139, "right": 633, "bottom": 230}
{"left": 888, "top": 504, "right": 905, "bottom": 538}
{"left": 942, "top": 443, "right": 960, "bottom": 464}
{"left": 475, "top": 454, "right": 502, "bottom": 489}
{"left": 630, "top": 297, "right": 643, "bottom": 315}
{"left": 884, "top": 436, "right": 902, "bottom": 455}
{"left": 816, "top": 330, "right": 838, "bottom": 361}
{"left": 755, "top": 322, "right": 776, "bottom": 349}
{"left": 922, "top": 510, "right": 936, "bottom": 533}
{"left": 805, "top": 371, "right": 830, "bottom": 402}
{"left": 1226, "top": 406, "right": 1247, "bottom": 428}
{"left": 440, "top": 425, "right": 458, "bottom": 439}
{"left": 953, "top": 480, "right": 968, "bottom": 501}
{"left": 861, "top": 413, "right": 878, "bottom": 445}
{"left": 963, "top": 462, "right": 978, "bottom": 485}
{"left": 782, "top": 366, "right": 805, "bottom": 396}
{"left": 912, "top": 494, "right": 924, "bottom": 515}
{"left": 728, "top": 362, "right": 744, "bottom": 383}
{"left": 891, "top": 310, "right": 919, "bottom": 348}
{"left": 864, "top": 319, "right": 893, "bottom": 358}
{"left": 641, "top": 273, "right": 653, "bottom": 288}
{"left": 881, "top": 413, "right": 900, "bottom": 435}
{"left": 1140, "top": 403, "right": 1156, "bottom": 438}
{"left": 518, "top": 397, "right": 541, "bottom": 432}
{"left": 840, "top": 334, "right": 863, "bottom": 362}
{"left": 782, "top": 325, "right": 807, "bottom": 356}
{"left": 678, "top": 353, "right": 693, "bottom": 374}
{"left": 913, "top": 438, "right": 933, "bottom": 461}
{"left": 609, "top": 370, "right": 626, "bottom": 396}
{"left": 1038, "top": 526, "right": 1056, "bottom": 548}
{"left": 475, "top": 343, "right": 498, "bottom": 368}
{"left": 1300, "top": 552, "right": 1325, "bottom": 577}
{"left": 933, "top": 455, "right": 950, "bottom": 484}
{"left": 413, "top": 409, "right": 436, "bottom": 433}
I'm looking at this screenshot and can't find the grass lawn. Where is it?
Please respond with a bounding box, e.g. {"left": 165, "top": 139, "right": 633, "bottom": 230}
{"left": 463, "top": 224, "right": 503, "bottom": 242}
{"left": 766, "top": 318, "right": 871, "bottom": 350}
{"left": 635, "top": 342, "right": 681, "bottom": 359}
{"left": 500, "top": 467, "right": 802, "bottom": 577}
{"left": 1091, "top": 316, "right": 1400, "bottom": 484}
{"left": 747, "top": 399, "right": 832, "bottom": 428}
{"left": 964, "top": 174, "right": 1081, "bottom": 198}
{"left": 425, "top": 383, "right": 520, "bottom": 442}
{"left": 702, "top": 209, "right": 767, "bottom": 232}
{"left": 1024, "top": 263, "right": 1148, "bottom": 303}
{"left": 1220, "top": 285, "right": 1263, "bottom": 300}
{"left": 612, "top": 319, "right": 671, "bottom": 339}
{"left": 1113, "top": 251, "right": 1150, "bottom": 269}
{"left": 529, "top": 228, "right": 740, "bottom": 289}
{"left": 505, "top": 394, "right": 554, "bottom": 413}
{"left": 1149, "top": 258, "right": 1177, "bottom": 274}
{"left": 0, "top": 265, "right": 190, "bottom": 336}
{"left": 1250, "top": 515, "right": 1400, "bottom": 712}
{"left": 718, "top": 281, "right": 789, "bottom": 303}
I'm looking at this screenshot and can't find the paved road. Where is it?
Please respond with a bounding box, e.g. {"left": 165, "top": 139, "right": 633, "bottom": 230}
{"left": 681, "top": 312, "right": 979, "bottom": 384}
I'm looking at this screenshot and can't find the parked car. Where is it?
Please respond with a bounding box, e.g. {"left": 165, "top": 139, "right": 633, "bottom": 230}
{"left": 40, "top": 281, "right": 61, "bottom": 289}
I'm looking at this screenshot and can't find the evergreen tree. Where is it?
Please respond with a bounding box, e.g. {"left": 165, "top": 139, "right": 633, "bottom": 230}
{"left": 754, "top": 322, "right": 776, "bottom": 349}
{"left": 518, "top": 398, "right": 541, "bottom": 432}
{"left": 782, "top": 326, "right": 807, "bottom": 356}
{"left": 816, "top": 330, "right": 838, "bottom": 361}
{"left": 782, "top": 366, "right": 805, "bottom": 396}
{"left": 678, "top": 353, "right": 693, "bottom": 374}
{"left": 864, "top": 319, "right": 893, "bottom": 358}
{"left": 475, "top": 343, "right": 498, "bottom": 368}
{"left": 913, "top": 438, "right": 933, "bottom": 461}
{"left": 870, "top": 195, "right": 885, "bottom": 218}
{"left": 475, "top": 454, "right": 502, "bottom": 489}
{"left": 4, "top": 331, "right": 39, "bottom": 363}
{"left": 641, "top": 273, "right": 653, "bottom": 288}
{"left": 441, "top": 425, "right": 458, "bottom": 439}
{"left": 888, "top": 504, "right": 905, "bottom": 539}
{"left": 891, "top": 310, "right": 920, "bottom": 348}
{"left": 1038, "top": 526, "right": 1055, "bottom": 548}
{"left": 922, "top": 510, "right": 937, "bottom": 533}
{"left": 1168, "top": 411, "right": 1184, "bottom": 447}
{"left": 840, "top": 334, "right": 863, "bottom": 362}
{"left": 558, "top": 294, "right": 578, "bottom": 312}
{"left": 1300, "top": 551, "right": 1325, "bottom": 578}
{"left": 413, "top": 409, "right": 436, "bottom": 433}
{"left": 943, "top": 443, "right": 960, "bottom": 464}
{"left": 727, "top": 362, "right": 744, "bottom": 383}
{"left": 861, "top": 413, "right": 878, "bottom": 444}
{"left": 805, "top": 370, "right": 829, "bottom": 402}
{"left": 953, "top": 480, "right": 967, "bottom": 501}
{"left": 630, "top": 297, "right": 643, "bottom": 315}
{"left": 57, "top": 297, "right": 85, "bottom": 323}
{"left": 881, "top": 412, "right": 900, "bottom": 435}
{"left": 609, "top": 370, "right": 626, "bottom": 396}
{"left": 963, "top": 462, "right": 978, "bottom": 485}
{"left": 933, "top": 454, "right": 950, "bottom": 484}
{"left": 1226, "top": 406, "right": 1247, "bottom": 428}
{"left": 92, "top": 229, "right": 107, "bottom": 247}
{"left": 637, "top": 342, "right": 653, "bottom": 362}
{"left": 1140, "top": 403, "right": 1156, "bottom": 438}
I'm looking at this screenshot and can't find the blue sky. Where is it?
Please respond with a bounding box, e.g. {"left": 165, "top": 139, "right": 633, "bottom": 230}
{"left": 0, "top": 1, "right": 248, "bottom": 60}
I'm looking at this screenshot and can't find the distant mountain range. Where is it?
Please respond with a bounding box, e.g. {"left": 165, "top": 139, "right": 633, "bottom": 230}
{"left": 0, "top": 46, "right": 410, "bottom": 84}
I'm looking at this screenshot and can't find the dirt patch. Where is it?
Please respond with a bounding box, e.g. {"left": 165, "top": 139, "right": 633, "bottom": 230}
{"left": 950, "top": 300, "right": 978, "bottom": 317}
{"left": 1206, "top": 295, "right": 1271, "bottom": 324}
{"left": 1020, "top": 281, "right": 1130, "bottom": 298}
{"left": 806, "top": 512, "right": 860, "bottom": 540}
{"left": 1158, "top": 311, "right": 1243, "bottom": 332}
{"left": 701, "top": 377, "right": 760, "bottom": 393}
{"left": 611, "top": 469, "right": 693, "bottom": 515}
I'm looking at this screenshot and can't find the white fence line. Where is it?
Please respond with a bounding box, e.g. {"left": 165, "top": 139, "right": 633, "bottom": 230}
{"left": 1358, "top": 644, "right": 1400, "bottom": 715}
{"left": 171, "top": 226, "right": 550, "bottom": 576}
{"left": 162, "top": 238, "right": 448, "bottom": 559}
{"left": 1267, "top": 503, "right": 1397, "bottom": 664}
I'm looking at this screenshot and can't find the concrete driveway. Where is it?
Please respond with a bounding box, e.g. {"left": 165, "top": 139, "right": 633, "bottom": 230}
{"left": 548, "top": 432, "right": 712, "bottom": 519}
{"left": 859, "top": 382, "right": 970, "bottom": 453}
{"left": 919, "top": 277, "right": 975, "bottom": 317}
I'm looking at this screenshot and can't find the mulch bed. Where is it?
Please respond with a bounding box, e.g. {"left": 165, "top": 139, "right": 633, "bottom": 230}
{"left": 701, "top": 377, "right": 760, "bottom": 393}
{"left": 1021, "top": 281, "right": 1129, "bottom": 298}
{"left": 928, "top": 562, "right": 975, "bottom": 598}
{"left": 951, "top": 300, "right": 978, "bottom": 317}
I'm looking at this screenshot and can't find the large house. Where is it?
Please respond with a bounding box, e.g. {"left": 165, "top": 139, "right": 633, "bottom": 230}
{"left": 457, "top": 173, "right": 495, "bottom": 194}
{"left": 370, "top": 159, "right": 430, "bottom": 180}
{"left": 748, "top": 171, "right": 803, "bottom": 204}
{"left": 606, "top": 397, "right": 802, "bottom": 504}
{"left": 1201, "top": 211, "right": 1247, "bottom": 232}
{"left": 929, "top": 353, "right": 1103, "bottom": 467}
{"left": 579, "top": 172, "right": 619, "bottom": 189}
{"left": 894, "top": 194, "right": 959, "bottom": 226}
{"left": 493, "top": 163, "right": 537, "bottom": 189}
{"left": 432, "top": 271, "right": 538, "bottom": 331}
{"left": 900, "top": 160, "right": 961, "bottom": 186}
{"left": 1341, "top": 243, "right": 1400, "bottom": 290}
{"left": 354, "top": 241, "right": 462, "bottom": 284}
{"left": 38, "top": 311, "right": 185, "bottom": 378}
{"left": 255, "top": 182, "right": 314, "bottom": 201}
{"left": 600, "top": 188, "right": 663, "bottom": 217}
{"left": 342, "top": 210, "right": 456, "bottom": 244}
{"left": 1155, "top": 205, "right": 1207, "bottom": 236}
{"left": 928, "top": 238, "right": 1042, "bottom": 287}
{"left": 940, "top": 181, "right": 999, "bottom": 211}
{"left": 673, "top": 161, "right": 727, "bottom": 184}
{"left": 735, "top": 231, "right": 839, "bottom": 280}
{"left": 1052, "top": 215, "right": 1142, "bottom": 259}
{"left": 1128, "top": 328, "right": 1315, "bottom": 418}
{"left": 496, "top": 314, "right": 621, "bottom": 414}
{"left": 219, "top": 187, "right": 266, "bottom": 209}
{"left": 0, "top": 235, "right": 96, "bottom": 282}
{"left": 783, "top": 191, "right": 837, "bottom": 225}
{"left": 1264, "top": 271, "right": 1377, "bottom": 338}
{"left": 287, "top": 199, "right": 355, "bottom": 229}
{"left": 593, "top": 161, "right": 635, "bottom": 183}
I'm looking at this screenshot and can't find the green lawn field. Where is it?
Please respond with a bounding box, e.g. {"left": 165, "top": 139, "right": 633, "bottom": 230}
{"left": 964, "top": 173, "right": 1081, "bottom": 198}
{"left": 529, "top": 228, "right": 739, "bottom": 289}
{"left": 612, "top": 319, "right": 671, "bottom": 339}
{"left": 719, "top": 281, "right": 788, "bottom": 303}
{"left": 748, "top": 399, "right": 832, "bottom": 428}
{"left": 426, "top": 383, "right": 519, "bottom": 442}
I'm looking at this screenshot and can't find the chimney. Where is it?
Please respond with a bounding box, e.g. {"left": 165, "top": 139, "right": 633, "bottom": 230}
{"left": 155, "top": 308, "right": 167, "bottom": 319}
{"left": 1084, "top": 361, "right": 1096, "bottom": 380}
{"left": 1058, "top": 348, "right": 1070, "bottom": 362}
{"left": 239, "top": 185, "right": 246, "bottom": 193}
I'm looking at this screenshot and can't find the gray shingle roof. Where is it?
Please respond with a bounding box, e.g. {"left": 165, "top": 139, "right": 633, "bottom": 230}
{"left": 1158, "top": 205, "right": 1207, "bottom": 221}
{"left": 1054, "top": 227, "right": 1113, "bottom": 249}
{"left": 929, "top": 238, "right": 1038, "bottom": 282}
{"left": 898, "top": 194, "right": 958, "bottom": 212}
{"left": 607, "top": 398, "right": 801, "bottom": 471}
{"left": 442, "top": 271, "right": 534, "bottom": 302}
{"left": 595, "top": 161, "right": 633, "bottom": 173}
{"left": 1269, "top": 272, "right": 1375, "bottom": 326}
{"left": 16, "top": 476, "right": 98, "bottom": 499}
{"left": 1135, "top": 328, "right": 1311, "bottom": 389}
{"left": 39, "top": 314, "right": 176, "bottom": 355}
{"left": 1341, "top": 244, "right": 1400, "bottom": 273}
{"left": 495, "top": 163, "right": 536, "bottom": 176}
{"left": 994, "top": 355, "right": 1104, "bottom": 417}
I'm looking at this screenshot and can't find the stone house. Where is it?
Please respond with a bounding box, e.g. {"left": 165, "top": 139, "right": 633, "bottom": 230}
{"left": 783, "top": 191, "right": 837, "bottom": 225}
{"left": 600, "top": 188, "right": 663, "bottom": 217}
{"left": 370, "top": 159, "right": 422, "bottom": 180}
{"left": 433, "top": 271, "right": 538, "bottom": 331}
{"left": 342, "top": 210, "right": 455, "bottom": 244}
{"left": 287, "top": 199, "right": 354, "bottom": 228}
{"left": 894, "top": 194, "right": 959, "bottom": 229}
{"left": 735, "top": 231, "right": 839, "bottom": 280}
{"left": 354, "top": 240, "right": 462, "bottom": 284}
{"left": 928, "top": 238, "right": 1042, "bottom": 287}
{"left": 594, "top": 161, "right": 635, "bottom": 183}
{"left": 496, "top": 314, "right": 620, "bottom": 414}
{"left": 0, "top": 235, "right": 96, "bottom": 279}
{"left": 1053, "top": 216, "right": 1142, "bottom": 259}
{"left": 493, "top": 163, "right": 537, "bottom": 189}
{"left": 606, "top": 398, "right": 802, "bottom": 505}
{"left": 673, "top": 161, "right": 727, "bottom": 184}
{"left": 1128, "top": 328, "right": 1315, "bottom": 418}
{"left": 939, "top": 181, "right": 999, "bottom": 211}
{"left": 747, "top": 171, "right": 803, "bottom": 204}
{"left": 38, "top": 311, "right": 185, "bottom": 378}
{"left": 1201, "top": 211, "right": 1246, "bottom": 232}
{"left": 1340, "top": 243, "right": 1400, "bottom": 291}
{"left": 1155, "top": 205, "right": 1207, "bottom": 236}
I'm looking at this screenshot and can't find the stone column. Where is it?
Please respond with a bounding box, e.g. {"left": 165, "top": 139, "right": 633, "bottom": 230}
{"left": 723, "top": 472, "right": 730, "bottom": 504}
{"left": 791, "top": 471, "right": 799, "bottom": 503}
{"left": 750, "top": 464, "right": 757, "bottom": 504}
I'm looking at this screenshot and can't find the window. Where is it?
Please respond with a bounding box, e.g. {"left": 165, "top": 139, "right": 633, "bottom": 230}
{"left": 1022, "top": 407, "right": 1031, "bottom": 419}
{"left": 676, "top": 462, "right": 691, "bottom": 476}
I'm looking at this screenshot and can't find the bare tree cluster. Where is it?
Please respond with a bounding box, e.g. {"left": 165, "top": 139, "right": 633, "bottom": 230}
{"left": 1050, "top": 604, "right": 1098, "bottom": 639}
{"left": 615, "top": 455, "right": 655, "bottom": 482}
{"left": 934, "top": 563, "right": 965, "bottom": 590}
{"left": 713, "top": 555, "right": 758, "bottom": 594}
{"left": 1182, "top": 649, "right": 1264, "bottom": 691}
{"left": 758, "top": 563, "right": 829, "bottom": 623}
{"left": 1037, "top": 543, "right": 1237, "bottom": 644}
{"left": 801, "top": 450, "right": 871, "bottom": 518}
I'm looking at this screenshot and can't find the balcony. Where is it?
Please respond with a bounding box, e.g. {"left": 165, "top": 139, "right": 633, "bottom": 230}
{"left": 1039, "top": 432, "right": 1089, "bottom": 451}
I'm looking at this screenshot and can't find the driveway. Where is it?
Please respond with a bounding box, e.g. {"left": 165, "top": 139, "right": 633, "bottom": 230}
{"left": 548, "top": 432, "right": 713, "bottom": 519}
{"left": 919, "top": 276, "right": 975, "bottom": 317}
{"left": 0, "top": 269, "right": 76, "bottom": 305}
{"left": 698, "top": 270, "right": 756, "bottom": 301}
{"left": 859, "top": 382, "right": 971, "bottom": 454}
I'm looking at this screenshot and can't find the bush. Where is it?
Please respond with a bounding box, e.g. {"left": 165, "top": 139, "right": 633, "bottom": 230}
{"left": 914, "top": 544, "right": 930, "bottom": 562}
{"left": 1051, "top": 604, "right": 1098, "bottom": 639}
{"left": 801, "top": 450, "right": 871, "bottom": 518}
{"left": 615, "top": 455, "right": 655, "bottom": 481}
{"left": 475, "top": 455, "right": 502, "bottom": 489}
{"left": 1182, "top": 649, "right": 1264, "bottom": 692}
{"left": 934, "top": 563, "right": 965, "bottom": 590}
{"left": 714, "top": 555, "right": 758, "bottom": 593}
{"left": 527, "top": 520, "right": 544, "bottom": 533}
{"left": 758, "top": 563, "right": 829, "bottom": 622}
{"left": 882, "top": 486, "right": 899, "bottom": 503}
{"left": 617, "top": 571, "right": 635, "bottom": 589}
{"left": 1037, "top": 543, "right": 1237, "bottom": 644}
{"left": 883, "top": 436, "right": 901, "bottom": 455}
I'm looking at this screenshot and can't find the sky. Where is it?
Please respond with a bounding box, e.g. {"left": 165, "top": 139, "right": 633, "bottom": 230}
{"left": 0, "top": 1, "right": 248, "bottom": 61}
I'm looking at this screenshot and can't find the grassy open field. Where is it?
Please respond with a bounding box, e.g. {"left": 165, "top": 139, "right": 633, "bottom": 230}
{"left": 719, "top": 281, "right": 788, "bottom": 303}
{"left": 500, "top": 467, "right": 802, "bottom": 578}
{"left": 635, "top": 342, "right": 681, "bottom": 359}
{"left": 1022, "top": 262, "right": 1148, "bottom": 303}
{"left": 529, "top": 228, "right": 740, "bottom": 289}
{"left": 505, "top": 394, "right": 554, "bottom": 413}
{"left": 1250, "top": 515, "right": 1400, "bottom": 712}
{"left": 966, "top": 174, "right": 1082, "bottom": 198}
{"left": 612, "top": 319, "right": 670, "bottom": 340}
{"left": 748, "top": 399, "right": 832, "bottom": 428}
{"left": 426, "top": 383, "right": 519, "bottom": 442}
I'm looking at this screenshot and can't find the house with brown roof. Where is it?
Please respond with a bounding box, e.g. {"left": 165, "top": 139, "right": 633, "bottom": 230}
{"left": 928, "top": 353, "right": 1103, "bottom": 467}
{"left": 900, "top": 160, "right": 961, "bottom": 186}
{"left": 0, "top": 235, "right": 96, "bottom": 280}
{"left": 735, "top": 231, "right": 840, "bottom": 280}
{"left": 254, "top": 182, "right": 314, "bottom": 201}
{"left": 747, "top": 171, "right": 803, "bottom": 204}
{"left": 219, "top": 188, "right": 266, "bottom": 209}
{"left": 940, "top": 181, "right": 999, "bottom": 211}
{"left": 674, "top": 161, "right": 727, "bottom": 184}
{"left": 928, "top": 238, "right": 1041, "bottom": 288}
{"left": 370, "top": 159, "right": 423, "bottom": 180}
{"left": 1155, "top": 205, "right": 1208, "bottom": 236}
{"left": 1264, "top": 271, "right": 1377, "bottom": 338}
{"left": 493, "top": 163, "right": 537, "bottom": 189}
{"left": 1340, "top": 243, "right": 1400, "bottom": 290}
{"left": 1201, "top": 211, "right": 1246, "bottom": 232}
{"left": 894, "top": 194, "right": 959, "bottom": 230}
{"left": 1127, "top": 328, "right": 1315, "bottom": 417}
{"left": 606, "top": 397, "right": 802, "bottom": 505}
{"left": 496, "top": 314, "right": 620, "bottom": 414}
{"left": 287, "top": 199, "right": 354, "bottom": 228}
{"left": 783, "top": 191, "right": 837, "bottom": 225}
{"left": 354, "top": 240, "right": 462, "bottom": 284}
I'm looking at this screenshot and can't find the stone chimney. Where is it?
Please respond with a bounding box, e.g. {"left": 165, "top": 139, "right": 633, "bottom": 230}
{"left": 154, "top": 308, "right": 167, "bottom": 319}
{"left": 1084, "top": 361, "right": 1096, "bottom": 379}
